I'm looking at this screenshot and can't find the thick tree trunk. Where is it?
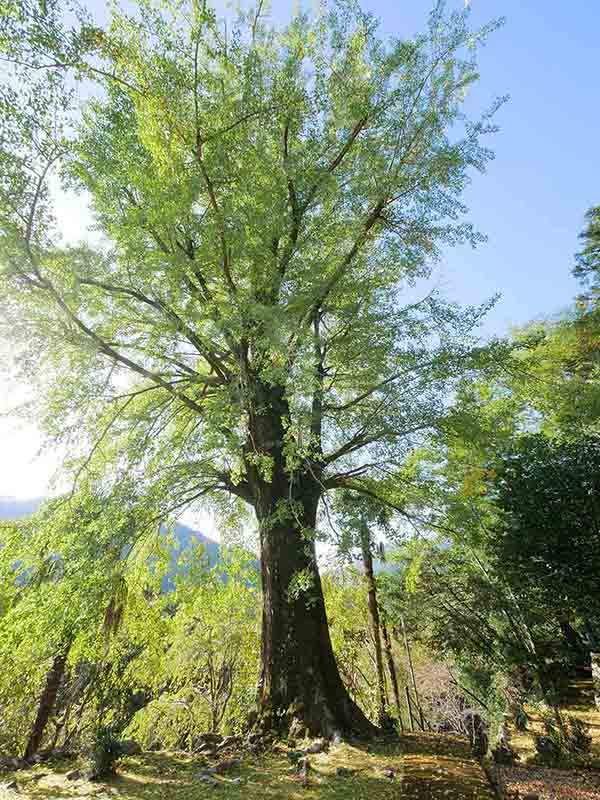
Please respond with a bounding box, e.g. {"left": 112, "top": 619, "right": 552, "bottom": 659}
{"left": 24, "top": 644, "right": 70, "bottom": 760}
{"left": 247, "top": 383, "right": 377, "bottom": 738}
{"left": 256, "top": 500, "right": 377, "bottom": 737}
{"left": 360, "top": 526, "right": 388, "bottom": 725}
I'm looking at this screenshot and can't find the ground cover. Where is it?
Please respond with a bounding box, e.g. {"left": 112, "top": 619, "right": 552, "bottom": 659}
{"left": 0, "top": 734, "right": 495, "bottom": 800}
{"left": 492, "top": 676, "right": 600, "bottom": 799}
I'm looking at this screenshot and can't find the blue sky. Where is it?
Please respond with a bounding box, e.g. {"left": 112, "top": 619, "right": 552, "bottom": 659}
{"left": 1, "top": 0, "right": 599, "bottom": 499}
{"left": 342, "top": 0, "right": 600, "bottom": 335}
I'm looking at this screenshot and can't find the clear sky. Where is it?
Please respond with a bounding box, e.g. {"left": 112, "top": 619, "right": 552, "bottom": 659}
{"left": 1, "top": 0, "right": 599, "bottom": 502}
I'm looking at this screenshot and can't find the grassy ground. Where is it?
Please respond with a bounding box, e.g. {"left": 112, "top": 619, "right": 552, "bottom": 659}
{"left": 509, "top": 677, "right": 600, "bottom": 764}
{"left": 493, "top": 676, "right": 600, "bottom": 800}
{"left": 0, "top": 734, "right": 496, "bottom": 800}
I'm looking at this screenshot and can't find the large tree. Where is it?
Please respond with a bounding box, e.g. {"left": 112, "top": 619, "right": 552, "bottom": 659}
{"left": 0, "top": 0, "right": 502, "bottom": 735}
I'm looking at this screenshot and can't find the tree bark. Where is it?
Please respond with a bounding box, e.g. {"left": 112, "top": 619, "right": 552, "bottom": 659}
{"left": 256, "top": 497, "right": 377, "bottom": 736}
{"left": 24, "top": 644, "right": 70, "bottom": 760}
{"left": 381, "top": 618, "right": 404, "bottom": 729}
{"left": 359, "top": 526, "right": 388, "bottom": 725}
{"left": 246, "top": 383, "right": 377, "bottom": 738}
{"left": 401, "top": 614, "right": 423, "bottom": 725}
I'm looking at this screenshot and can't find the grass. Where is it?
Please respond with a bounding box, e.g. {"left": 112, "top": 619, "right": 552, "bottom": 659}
{"left": 509, "top": 676, "right": 600, "bottom": 765}
{"left": 1, "top": 734, "right": 496, "bottom": 800}
{"left": 491, "top": 676, "right": 600, "bottom": 800}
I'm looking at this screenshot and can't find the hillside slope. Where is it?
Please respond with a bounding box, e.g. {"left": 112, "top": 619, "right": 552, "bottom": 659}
{"left": 0, "top": 497, "right": 221, "bottom": 588}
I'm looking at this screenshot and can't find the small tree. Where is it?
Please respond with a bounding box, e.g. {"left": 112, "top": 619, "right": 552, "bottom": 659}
{"left": 0, "top": 486, "right": 159, "bottom": 756}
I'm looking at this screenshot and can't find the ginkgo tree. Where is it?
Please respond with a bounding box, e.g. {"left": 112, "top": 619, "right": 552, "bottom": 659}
{"left": 0, "top": 0, "right": 504, "bottom": 735}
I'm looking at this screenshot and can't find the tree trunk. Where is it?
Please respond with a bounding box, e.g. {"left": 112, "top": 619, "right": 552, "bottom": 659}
{"left": 359, "top": 526, "right": 387, "bottom": 725}
{"left": 24, "top": 644, "right": 70, "bottom": 760}
{"left": 247, "top": 383, "right": 377, "bottom": 738}
{"left": 591, "top": 653, "right": 600, "bottom": 711}
{"left": 381, "top": 618, "right": 404, "bottom": 729}
{"left": 401, "top": 616, "right": 420, "bottom": 706}
{"left": 256, "top": 499, "right": 377, "bottom": 737}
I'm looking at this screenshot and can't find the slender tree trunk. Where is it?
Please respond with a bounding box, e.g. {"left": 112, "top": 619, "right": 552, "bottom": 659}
{"left": 401, "top": 614, "right": 421, "bottom": 717}
{"left": 24, "top": 644, "right": 70, "bottom": 760}
{"left": 359, "top": 526, "right": 387, "bottom": 725}
{"left": 591, "top": 653, "right": 600, "bottom": 710}
{"left": 381, "top": 619, "right": 404, "bottom": 729}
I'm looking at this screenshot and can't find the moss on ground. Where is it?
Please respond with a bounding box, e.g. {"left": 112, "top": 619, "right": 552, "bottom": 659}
{"left": 509, "top": 676, "right": 600, "bottom": 766}
{"left": 1, "top": 734, "right": 496, "bottom": 800}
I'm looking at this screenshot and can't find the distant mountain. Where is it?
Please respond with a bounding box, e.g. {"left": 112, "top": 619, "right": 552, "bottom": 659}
{"left": 0, "top": 497, "right": 44, "bottom": 519}
{"left": 0, "top": 496, "right": 222, "bottom": 590}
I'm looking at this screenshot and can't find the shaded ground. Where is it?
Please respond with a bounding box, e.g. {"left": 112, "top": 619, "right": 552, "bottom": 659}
{"left": 494, "top": 764, "right": 600, "bottom": 800}
{"left": 0, "top": 734, "right": 495, "bottom": 800}
{"left": 492, "top": 676, "right": 600, "bottom": 800}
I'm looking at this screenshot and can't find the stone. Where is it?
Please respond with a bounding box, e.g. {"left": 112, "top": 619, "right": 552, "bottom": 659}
{"left": 197, "top": 773, "right": 218, "bottom": 787}
{"left": 305, "top": 739, "right": 326, "bottom": 754}
{"left": 214, "top": 758, "right": 241, "bottom": 774}
{"left": 335, "top": 766, "right": 354, "bottom": 777}
{"left": 66, "top": 769, "right": 83, "bottom": 781}
{"left": 383, "top": 767, "right": 395, "bottom": 779}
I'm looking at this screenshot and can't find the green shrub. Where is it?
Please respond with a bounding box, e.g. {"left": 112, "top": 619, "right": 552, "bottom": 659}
{"left": 564, "top": 715, "right": 592, "bottom": 755}
{"left": 90, "top": 727, "right": 124, "bottom": 779}
{"left": 534, "top": 712, "right": 592, "bottom": 765}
